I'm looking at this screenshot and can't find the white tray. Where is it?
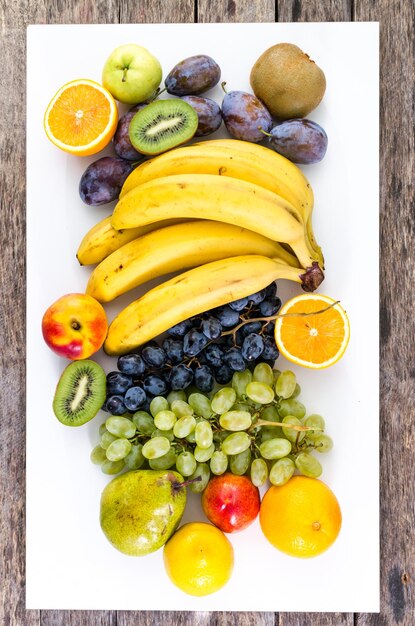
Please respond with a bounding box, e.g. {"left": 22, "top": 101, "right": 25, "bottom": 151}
{"left": 26, "top": 22, "right": 379, "bottom": 612}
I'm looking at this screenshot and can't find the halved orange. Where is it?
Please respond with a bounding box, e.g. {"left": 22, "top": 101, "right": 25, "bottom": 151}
{"left": 274, "top": 294, "right": 350, "bottom": 369}
{"left": 43, "top": 79, "right": 118, "bottom": 156}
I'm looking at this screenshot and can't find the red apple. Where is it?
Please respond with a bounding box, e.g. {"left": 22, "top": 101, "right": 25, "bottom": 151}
{"left": 42, "top": 293, "right": 108, "bottom": 360}
{"left": 201, "top": 473, "right": 261, "bottom": 533}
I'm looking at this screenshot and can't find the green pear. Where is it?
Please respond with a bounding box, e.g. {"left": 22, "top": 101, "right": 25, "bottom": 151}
{"left": 100, "top": 469, "right": 187, "bottom": 556}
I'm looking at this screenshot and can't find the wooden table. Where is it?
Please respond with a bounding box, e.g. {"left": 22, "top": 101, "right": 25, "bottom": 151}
{"left": 1, "top": 1, "right": 413, "bottom": 624}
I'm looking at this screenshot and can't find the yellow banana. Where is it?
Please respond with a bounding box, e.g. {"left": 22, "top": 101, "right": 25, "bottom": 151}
{"left": 119, "top": 138, "right": 323, "bottom": 266}
{"left": 112, "top": 173, "right": 320, "bottom": 271}
{"left": 86, "top": 220, "right": 299, "bottom": 303}
{"left": 104, "top": 255, "right": 324, "bottom": 355}
{"left": 76, "top": 215, "right": 187, "bottom": 265}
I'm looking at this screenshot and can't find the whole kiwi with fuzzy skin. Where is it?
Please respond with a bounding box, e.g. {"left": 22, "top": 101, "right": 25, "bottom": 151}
{"left": 250, "top": 43, "right": 326, "bottom": 119}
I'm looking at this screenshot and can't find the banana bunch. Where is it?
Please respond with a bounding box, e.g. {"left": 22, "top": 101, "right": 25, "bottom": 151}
{"left": 76, "top": 139, "right": 325, "bottom": 355}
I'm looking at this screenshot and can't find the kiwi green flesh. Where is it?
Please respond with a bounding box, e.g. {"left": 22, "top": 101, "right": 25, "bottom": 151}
{"left": 129, "top": 100, "right": 198, "bottom": 155}
{"left": 53, "top": 359, "right": 106, "bottom": 426}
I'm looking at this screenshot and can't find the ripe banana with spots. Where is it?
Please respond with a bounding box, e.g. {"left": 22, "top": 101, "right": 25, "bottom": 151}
{"left": 86, "top": 220, "right": 299, "bottom": 303}
{"left": 119, "top": 138, "right": 323, "bottom": 267}
{"left": 104, "top": 255, "right": 324, "bottom": 355}
{"left": 112, "top": 173, "right": 321, "bottom": 272}
{"left": 76, "top": 215, "right": 188, "bottom": 266}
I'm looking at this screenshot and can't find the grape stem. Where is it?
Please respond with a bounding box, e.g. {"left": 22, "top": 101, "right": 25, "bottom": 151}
{"left": 221, "top": 300, "right": 341, "bottom": 342}
{"left": 250, "top": 418, "right": 322, "bottom": 432}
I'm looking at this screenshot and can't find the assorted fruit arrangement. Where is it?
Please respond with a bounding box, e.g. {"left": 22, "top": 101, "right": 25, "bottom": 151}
{"left": 41, "top": 40, "right": 350, "bottom": 597}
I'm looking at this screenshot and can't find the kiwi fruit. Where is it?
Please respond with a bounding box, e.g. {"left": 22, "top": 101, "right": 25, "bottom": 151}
{"left": 128, "top": 99, "right": 198, "bottom": 155}
{"left": 53, "top": 359, "right": 106, "bottom": 426}
{"left": 250, "top": 43, "right": 326, "bottom": 119}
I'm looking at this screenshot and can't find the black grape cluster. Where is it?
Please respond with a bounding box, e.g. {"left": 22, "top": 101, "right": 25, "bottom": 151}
{"left": 103, "top": 282, "right": 281, "bottom": 416}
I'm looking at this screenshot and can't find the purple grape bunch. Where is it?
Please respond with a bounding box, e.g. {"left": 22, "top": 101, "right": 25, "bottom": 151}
{"left": 102, "top": 282, "right": 282, "bottom": 415}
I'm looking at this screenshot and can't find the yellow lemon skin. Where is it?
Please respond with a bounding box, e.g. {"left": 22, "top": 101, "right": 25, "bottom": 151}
{"left": 163, "top": 522, "right": 234, "bottom": 596}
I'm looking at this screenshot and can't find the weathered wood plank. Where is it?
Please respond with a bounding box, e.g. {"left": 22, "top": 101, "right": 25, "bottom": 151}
{"left": 197, "top": 0, "right": 275, "bottom": 23}
{"left": 353, "top": 1, "right": 415, "bottom": 624}
{"left": 119, "top": 0, "right": 195, "bottom": 24}
{"left": 278, "top": 0, "right": 352, "bottom": 22}
{"left": 118, "top": 612, "right": 275, "bottom": 626}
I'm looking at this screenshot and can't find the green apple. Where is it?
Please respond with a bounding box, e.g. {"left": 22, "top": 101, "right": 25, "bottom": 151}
{"left": 102, "top": 44, "right": 162, "bottom": 104}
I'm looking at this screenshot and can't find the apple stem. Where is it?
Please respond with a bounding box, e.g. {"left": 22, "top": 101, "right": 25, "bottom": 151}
{"left": 71, "top": 320, "right": 81, "bottom": 331}
{"left": 122, "top": 67, "right": 128, "bottom": 83}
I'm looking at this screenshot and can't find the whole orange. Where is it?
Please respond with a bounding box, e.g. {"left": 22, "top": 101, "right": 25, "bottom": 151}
{"left": 259, "top": 475, "right": 342, "bottom": 558}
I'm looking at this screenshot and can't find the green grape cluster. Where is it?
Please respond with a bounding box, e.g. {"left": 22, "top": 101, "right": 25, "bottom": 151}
{"left": 91, "top": 363, "right": 333, "bottom": 490}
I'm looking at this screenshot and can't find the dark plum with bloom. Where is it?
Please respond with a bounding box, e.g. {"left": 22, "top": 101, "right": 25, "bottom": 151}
{"left": 165, "top": 55, "right": 221, "bottom": 96}
{"left": 79, "top": 156, "right": 136, "bottom": 206}
{"left": 222, "top": 88, "right": 272, "bottom": 143}
{"left": 266, "top": 119, "right": 328, "bottom": 164}
{"left": 181, "top": 95, "right": 222, "bottom": 136}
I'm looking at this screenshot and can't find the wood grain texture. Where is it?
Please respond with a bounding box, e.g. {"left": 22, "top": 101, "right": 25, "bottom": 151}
{"left": 0, "top": 0, "right": 413, "bottom": 624}
{"left": 354, "top": 1, "right": 415, "bottom": 624}
{"left": 197, "top": 0, "right": 275, "bottom": 22}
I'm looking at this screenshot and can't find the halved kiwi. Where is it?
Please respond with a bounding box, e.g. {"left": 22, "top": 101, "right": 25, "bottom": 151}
{"left": 53, "top": 359, "right": 106, "bottom": 426}
{"left": 128, "top": 99, "right": 198, "bottom": 155}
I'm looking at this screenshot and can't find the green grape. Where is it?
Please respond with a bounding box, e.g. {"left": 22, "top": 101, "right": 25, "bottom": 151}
{"left": 295, "top": 452, "right": 323, "bottom": 477}
{"left": 124, "top": 444, "right": 145, "bottom": 470}
{"left": 176, "top": 451, "right": 197, "bottom": 477}
{"left": 278, "top": 398, "right": 306, "bottom": 419}
{"left": 188, "top": 462, "right": 211, "bottom": 493}
{"left": 229, "top": 448, "right": 251, "bottom": 475}
{"left": 101, "top": 459, "right": 125, "bottom": 475}
{"left": 211, "top": 387, "right": 236, "bottom": 414}
{"left": 132, "top": 411, "right": 156, "bottom": 436}
{"left": 260, "top": 426, "right": 283, "bottom": 442}
{"left": 167, "top": 390, "right": 187, "bottom": 404}
{"left": 250, "top": 457, "right": 268, "bottom": 487}
{"left": 195, "top": 420, "right": 213, "bottom": 449}
{"left": 105, "top": 416, "right": 136, "bottom": 439}
{"left": 275, "top": 370, "right": 297, "bottom": 399}
{"left": 100, "top": 431, "right": 117, "bottom": 450}
{"left": 154, "top": 410, "right": 177, "bottom": 431}
{"left": 303, "top": 414, "right": 325, "bottom": 440}
{"left": 232, "top": 402, "right": 250, "bottom": 412}
{"left": 246, "top": 381, "right": 274, "bottom": 404}
{"left": 219, "top": 410, "right": 252, "bottom": 431}
{"left": 282, "top": 415, "right": 306, "bottom": 443}
{"left": 210, "top": 450, "right": 228, "bottom": 475}
{"left": 151, "top": 428, "right": 175, "bottom": 442}
{"left": 99, "top": 422, "right": 108, "bottom": 437}
{"left": 213, "top": 429, "right": 231, "bottom": 443}
{"left": 272, "top": 368, "right": 281, "bottom": 381}
{"left": 185, "top": 430, "right": 196, "bottom": 444}
{"left": 171, "top": 399, "right": 194, "bottom": 418}
{"left": 106, "top": 438, "right": 132, "bottom": 462}
{"left": 269, "top": 457, "right": 295, "bottom": 486}
{"left": 232, "top": 369, "right": 252, "bottom": 397}
{"left": 149, "top": 447, "right": 177, "bottom": 470}
{"left": 188, "top": 393, "right": 212, "bottom": 419}
{"left": 222, "top": 431, "right": 251, "bottom": 455}
{"left": 142, "top": 436, "right": 171, "bottom": 460}
{"left": 291, "top": 383, "right": 301, "bottom": 398}
{"left": 149, "top": 396, "right": 169, "bottom": 417}
{"left": 253, "top": 362, "right": 274, "bottom": 386}
{"left": 173, "top": 415, "right": 196, "bottom": 438}
{"left": 260, "top": 405, "right": 280, "bottom": 422}
{"left": 90, "top": 444, "right": 107, "bottom": 465}
{"left": 259, "top": 437, "right": 292, "bottom": 460}
{"left": 313, "top": 434, "right": 334, "bottom": 453}
{"left": 194, "top": 442, "right": 215, "bottom": 462}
